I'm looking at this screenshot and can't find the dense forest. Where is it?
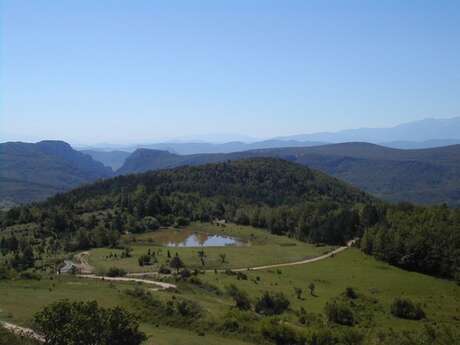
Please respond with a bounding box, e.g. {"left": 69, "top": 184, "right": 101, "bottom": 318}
{"left": 360, "top": 204, "right": 460, "bottom": 280}
{"left": 1, "top": 158, "right": 459, "bottom": 281}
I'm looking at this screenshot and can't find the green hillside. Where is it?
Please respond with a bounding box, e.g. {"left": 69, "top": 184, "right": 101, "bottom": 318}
{"left": 117, "top": 143, "right": 460, "bottom": 205}
{"left": 0, "top": 141, "right": 113, "bottom": 206}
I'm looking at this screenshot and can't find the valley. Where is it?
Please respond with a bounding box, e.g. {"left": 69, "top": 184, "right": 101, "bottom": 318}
{"left": 1, "top": 158, "right": 459, "bottom": 344}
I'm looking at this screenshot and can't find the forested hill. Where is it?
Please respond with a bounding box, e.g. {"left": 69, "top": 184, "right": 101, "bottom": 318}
{"left": 7, "top": 158, "right": 372, "bottom": 246}
{"left": 0, "top": 140, "right": 113, "bottom": 206}
{"left": 53, "top": 157, "right": 372, "bottom": 209}
{"left": 116, "top": 143, "right": 460, "bottom": 205}
{"left": 3, "top": 158, "right": 459, "bottom": 280}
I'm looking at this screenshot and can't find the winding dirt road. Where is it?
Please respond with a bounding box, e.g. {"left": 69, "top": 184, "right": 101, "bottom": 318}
{"left": 2, "top": 241, "right": 354, "bottom": 342}
{"left": 1, "top": 321, "right": 44, "bottom": 343}
{"left": 230, "top": 241, "right": 354, "bottom": 272}
{"left": 126, "top": 240, "right": 355, "bottom": 276}
{"left": 76, "top": 274, "right": 176, "bottom": 289}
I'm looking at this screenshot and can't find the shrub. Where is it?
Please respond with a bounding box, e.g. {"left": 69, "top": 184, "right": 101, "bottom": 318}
{"left": 106, "top": 267, "right": 127, "bottom": 277}
{"left": 390, "top": 298, "right": 425, "bottom": 320}
{"left": 174, "top": 299, "right": 202, "bottom": 318}
{"left": 236, "top": 272, "right": 248, "bottom": 280}
{"left": 34, "top": 300, "right": 146, "bottom": 345}
{"left": 179, "top": 268, "right": 192, "bottom": 279}
{"left": 19, "top": 271, "right": 42, "bottom": 280}
{"left": 345, "top": 287, "right": 358, "bottom": 299}
{"left": 0, "top": 264, "right": 14, "bottom": 280}
{"left": 175, "top": 217, "right": 190, "bottom": 227}
{"left": 260, "top": 318, "right": 305, "bottom": 345}
{"left": 226, "top": 284, "right": 251, "bottom": 310}
{"left": 255, "top": 292, "right": 290, "bottom": 315}
{"left": 325, "top": 301, "right": 355, "bottom": 326}
{"left": 142, "top": 216, "right": 160, "bottom": 231}
{"left": 158, "top": 266, "right": 171, "bottom": 274}
{"left": 138, "top": 255, "right": 152, "bottom": 266}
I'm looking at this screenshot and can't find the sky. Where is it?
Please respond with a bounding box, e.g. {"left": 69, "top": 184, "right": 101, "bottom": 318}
{"left": 1, "top": 0, "right": 460, "bottom": 144}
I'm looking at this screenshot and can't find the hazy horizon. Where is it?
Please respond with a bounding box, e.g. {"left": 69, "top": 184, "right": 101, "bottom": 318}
{"left": 2, "top": 115, "right": 460, "bottom": 147}
{"left": 2, "top": 1, "right": 460, "bottom": 144}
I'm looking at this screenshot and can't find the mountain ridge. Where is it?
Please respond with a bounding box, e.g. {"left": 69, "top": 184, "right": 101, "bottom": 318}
{"left": 0, "top": 140, "right": 113, "bottom": 205}
{"left": 116, "top": 142, "right": 460, "bottom": 205}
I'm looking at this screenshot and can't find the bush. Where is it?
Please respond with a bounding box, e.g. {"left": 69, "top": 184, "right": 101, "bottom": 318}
{"left": 138, "top": 255, "right": 152, "bottom": 266}
{"left": 179, "top": 268, "right": 192, "bottom": 279}
{"left": 345, "top": 287, "right": 358, "bottom": 299}
{"left": 174, "top": 299, "right": 202, "bottom": 318}
{"left": 0, "top": 263, "right": 14, "bottom": 280}
{"left": 106, "top": 267, "right": 127, "bottom": 277}
{"left": 142, "top": 216, "right": 160, "bottom": 231}
{"left": 260, "top": 318, "right": 305, "bottom": 345}
{"left": 158, "top": 266, "right": 171, "bottom": 274}
{"left": 255, "top": 292, "right": 290, "bottom": 315}
{"left": 325, "top": 301, "right": 355, "bottom": 326}
{"left": 34, "top": 300, "right": 146, "bottom": 345}
{"left": 19, "top": 271, "right": 42, "bottom": 280}
{"left": 390, "top": 298, "right": 425, "bottom": 320}
{"left": 226, "top": 284, "right": 251, "bottom": 310}
{"left": 236, "top": 272, "right": 248, "bottom": 280}
{"left": 175, "top": 217, "right": 190, "bottom": 227}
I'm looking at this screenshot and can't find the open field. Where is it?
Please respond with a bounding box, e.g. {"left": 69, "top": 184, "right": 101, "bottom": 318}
{"left": 87, "top": 223, "right": 335, "bottom": 273}
{"left": 1, "top": 244, "right": 459, "bottom": 344}
{"left": 200, "top": 248, "right": 460, "bottom": 331}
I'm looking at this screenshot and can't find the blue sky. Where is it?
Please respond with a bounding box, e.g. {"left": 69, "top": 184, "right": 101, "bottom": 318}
{"left": 1, "top": 0, "right": 460, "bottom": 144}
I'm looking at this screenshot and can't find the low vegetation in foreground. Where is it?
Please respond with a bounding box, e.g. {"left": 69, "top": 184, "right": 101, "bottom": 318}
{"left": 0, "top": 159, "right": 459, "bottom": 344}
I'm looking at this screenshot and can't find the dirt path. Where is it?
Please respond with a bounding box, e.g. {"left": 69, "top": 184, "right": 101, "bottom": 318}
{"left": 1, "top": 321, "right": 44, "bottom": 343}
{"left": 75, "top": 240, "right": 354, "bottom": 285}
{"left": 76, "top": 274, "right": 176, "bottom": 289}
{"left": 74, "top": 251, "right": 93, "bottom": 274}
{"left": 228, "top": 241, "right": 353, "bottom": 272}
{"left": 126, "top": 240, "right": 355, "bottom": 275}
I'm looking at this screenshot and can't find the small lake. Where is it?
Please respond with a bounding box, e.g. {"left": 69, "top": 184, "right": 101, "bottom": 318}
{"left": 161, "top": 230, "right": 244, "bottom": 247}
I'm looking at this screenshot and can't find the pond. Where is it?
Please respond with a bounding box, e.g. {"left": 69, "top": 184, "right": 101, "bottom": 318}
{"left": 154, "top": 229, "right": 244, "bottom": 247}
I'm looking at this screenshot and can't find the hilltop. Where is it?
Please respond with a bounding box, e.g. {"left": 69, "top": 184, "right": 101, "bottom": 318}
{"left": 116, "top": 143, "right": 460, "bottom": 205}
{"left": 0, "top": 141, "right": 113, "bottom": 206}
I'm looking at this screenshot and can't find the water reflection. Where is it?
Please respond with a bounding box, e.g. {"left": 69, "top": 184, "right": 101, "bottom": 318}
{"left": 164, "top": 231, "right": 242, "bottom": 247}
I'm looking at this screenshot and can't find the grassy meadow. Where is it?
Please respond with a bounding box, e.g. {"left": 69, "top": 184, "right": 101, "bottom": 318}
{"left": 87, "top": 223, "right": 335, "bottom": 273}
{"left": 1, "top": 222, "right": 459, "bottom": 344}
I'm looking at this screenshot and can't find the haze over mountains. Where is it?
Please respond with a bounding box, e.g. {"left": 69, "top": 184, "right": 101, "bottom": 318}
{"left": 2, "top": 116, "right": 460, "bottom": 207}
{"left": 0, "top": 141, "right": 113, "bottom": 206}
{"left": 275, "top": 117, "right": 460, "bottom": 143}
{"left": 116, "top": 143, "right": 460, "bottom": 206}
{"left": 80, "top": 116, "right": 460, "bottom": 158}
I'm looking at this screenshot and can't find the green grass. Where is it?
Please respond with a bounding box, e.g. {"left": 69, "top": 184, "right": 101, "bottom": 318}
{"left": 200, "top": 248, "right": 460, "bottom": 331}
{"left": 88, "top": 223, "right": 335, "bottom": 273}
{"left": 0, "top": 276, "right": 135, "bottom": 327}
{"left": 1, "top": 247, "right": 460, "bottom": 344}
{"left": 140, "top": 325, "right": 255, "bottom": 345}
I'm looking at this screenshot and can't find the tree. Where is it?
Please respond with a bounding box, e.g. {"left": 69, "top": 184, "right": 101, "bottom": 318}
{"left": 219, "top": 253, "right": 227, "bottom": 264}
{"left": 197, "top": 250, "right": 206, "bottom": 266}
{"left": 138, "top": 255, "right": 152, "bottom": 266}
{"left": 325, "top": 301, "right": 355, "bottom": 326}
{"left": 391, "top": 298, "right": 425, "bottom": 320}
{"left": 170, "top": 254, "right": 185, "bottom": 273}
{"left": 308, "top": 282, "right": 316, "bottom": 296}
{"left": 294, "top": 287, "right": 303, "bottom": 300}
{"left": 34, "top": 300, "right": 146, "bottom": 345}
{"left": 255, "top": 292, "right": 290, "bottom": 315}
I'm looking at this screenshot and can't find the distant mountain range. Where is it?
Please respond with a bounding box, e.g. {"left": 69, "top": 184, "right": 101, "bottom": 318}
{"left": 3, "top": 117, "right": 460, "bottom": 206}
{"left": 0, "top": 141, "right": 113, "bottom": 206}
{"left": 80, "top": 117, "right": 460, "bottom": 168}
{"left": 116, "top": 143, "right": 460, "bottom": 206}
{"left": 275, "top": 116, "right": 460, "bottom": 143}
